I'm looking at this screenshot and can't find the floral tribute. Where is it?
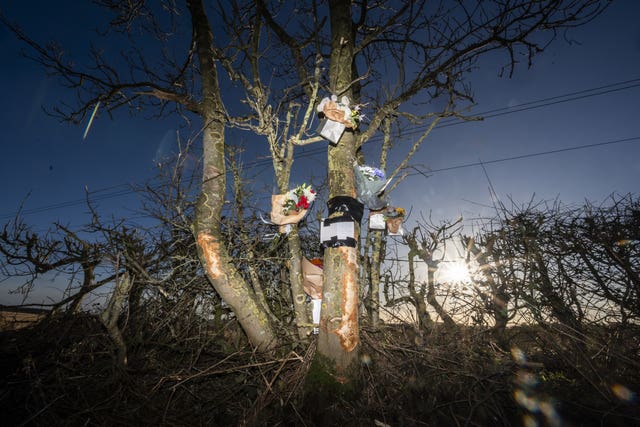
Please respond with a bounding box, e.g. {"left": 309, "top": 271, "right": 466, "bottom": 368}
{"left": 317, "top": 95, "right": 362, "bottom": 129}
{"left": 384, "top": 206, "right": 406, "bottom": 219}
{"left": 354, "top": 163, "right": 389, "bottom": 210}
{"left": 384, "top": 206, "right": 406, "bottom": 235}
{"left": 358, "top": 165, "right": 386, "bottom": 181}
{"left": 349, "top": 104, "right": 363, "bottom": 129}
{"left": 282, "top": 183, "right": 316, "bottom": 215}
{"left": 270, "top": 183, "right": 316, "bottom": 234}
{"left": 316, "top": 95, "right": 365, "bottom": 143}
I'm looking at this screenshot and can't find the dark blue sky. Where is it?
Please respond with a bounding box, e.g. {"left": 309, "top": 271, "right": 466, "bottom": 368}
{"left": 1, "top": 1, "right": 639, "bottom": 304}
{"left": 395, "top": 0, "right": 640, "bottom": 222}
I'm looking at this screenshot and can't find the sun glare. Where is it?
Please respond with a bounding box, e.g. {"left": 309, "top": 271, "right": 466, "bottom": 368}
{"left": 437, "top": 261, "right": 472, "bottom": 284}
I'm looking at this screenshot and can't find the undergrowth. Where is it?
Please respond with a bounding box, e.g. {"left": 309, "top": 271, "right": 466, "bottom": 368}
{"left": 1, "top": 315, "right": 638, "bottom": 426}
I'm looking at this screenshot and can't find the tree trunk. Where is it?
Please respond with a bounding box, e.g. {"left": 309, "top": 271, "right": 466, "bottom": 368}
{"left": 367, "top": 230, "right": 384, "bottom": 327}
{"left": 99, "top": 272, "right": 133, "bottom": 367}
{"left": 287, "top": 226, "right": 311, "bottom": 339}
{"left": 272, "top": 154, "right": 310, "bottom": 339}
{"left": 407, "top": 249, "right": 433, "bottom": 330}
{"left": 314, "top": 0, "right": 360, "bottom": 379}
{"left": 533, "top": 251, "right": 581, "bottom": 332}
{"left": 68, "top": 261, "right": 98, "bottom": 314}
{"left": 427, "top": 281, "right": 456, "bottom": 329}
{"left": 188, "top": 0, "right": 278, "bottom": 351}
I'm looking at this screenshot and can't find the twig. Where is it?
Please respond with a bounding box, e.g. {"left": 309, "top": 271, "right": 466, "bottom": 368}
{"left": 169, "top": 356, "right": 303, "bottom": 390}
{"left": 18, "top": 395, "right": 64, "bottom": 427}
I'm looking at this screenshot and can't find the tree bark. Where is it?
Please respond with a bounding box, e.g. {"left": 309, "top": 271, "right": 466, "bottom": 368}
{"left": 287, "top": 226, "right": 311, "bottom": 339}
{"left": 407, "top": 248, "right": 433, "bottom": 330}
{"left": 368, "top": 230, "right": 384, "bottom": 327}
{"left": 99, "top": 272, "right": 133, "bottom": 367}
{"left": 188, "top": 0, "right": 277, "bottom": 351}
{"left": 316, "top": 0, "right": 360, "bottom": 378}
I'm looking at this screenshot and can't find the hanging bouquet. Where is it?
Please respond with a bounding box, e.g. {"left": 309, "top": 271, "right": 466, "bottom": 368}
{"left": 354, "top": 163, "right": 389, "bottom": 210}
{"left": 270, "top": 183, "right": 316, "bottom": 233}
{"left": 317, "top": 95, "right": 362, "bottom": 129}
{"left": 337, "top": 98, "right": 364, "bottom": 129}
{"left": 358, "top": 165, "right": 386, "bottom": 181}
{"left": 384, "top": 206, "right": 406, "bottom": 219}
{"left": 350, "top": 104, "right": 364, "bottom": 128}
{"left": 316, "top": 95, "right": 366, "bottom": 143}
{"left": 384, "top": 206, "right": 406, "bottom": 235}
{"left": 282, "top": 183, "right": 316, "bottom": 215}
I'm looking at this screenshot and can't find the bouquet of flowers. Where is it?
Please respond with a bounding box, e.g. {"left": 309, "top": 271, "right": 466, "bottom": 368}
{"left": 349, "top": 104, "right": 363, "bottom": 129}
{"left": 270, "top": 183, "right": 316, "bottom": 233}
{"left": 316, "top": 95, "right": 365, "bottom": 143}
{"left": 354, "top": 163, "right": 389, "bottom": 210}
{"left": 384, "top": 206, "right": 406, "bottom": 235}
{"left": 317, "top": 95, "right": 359, "bottom": 129}
{"left": 358, "top": 165, "right": 385, "bottom": 181}
{"left": 384, "top": 207, "right": 406, "bottom": 219}
{"left": 282, "top": 183, "right": 316, "bottom": 215}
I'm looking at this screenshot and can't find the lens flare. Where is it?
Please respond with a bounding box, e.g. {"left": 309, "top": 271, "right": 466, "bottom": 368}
{"left": 437, "top": 260, "right": 471, "bottom": 283}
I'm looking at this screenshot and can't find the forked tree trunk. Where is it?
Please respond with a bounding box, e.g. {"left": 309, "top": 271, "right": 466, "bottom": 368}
{"left": 188, "top": 0, "right": 277, "bottom": 351}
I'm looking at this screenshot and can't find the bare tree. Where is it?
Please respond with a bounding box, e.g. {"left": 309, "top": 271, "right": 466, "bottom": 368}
{"left": 471, "top": 195, "right": 639, "bottom": 334}
{"left": 577, "top": 194, "right": 640, "bottom": 321}
{"left": 402, "top": 217, "right": 462, "bottom": 329}
{"left": 0, "top": 218, "right": 108, "bottom": 314}
{"left": 1, "top": 0, "right": 611, "bottom": 381}
{"left": 0, "top": 214, "right": 149, "bottom": 365}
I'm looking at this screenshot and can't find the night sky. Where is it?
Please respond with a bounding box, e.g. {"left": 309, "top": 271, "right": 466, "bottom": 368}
{"left": 1, "top": 1, "right": 639, "bottom": 305}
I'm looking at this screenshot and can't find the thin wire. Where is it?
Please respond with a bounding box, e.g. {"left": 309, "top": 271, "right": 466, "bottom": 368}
{"left": 2, "top": 78, "right": 639, "bottom": 220}
{"left": 409, "top": 137, "right": 640, "bottom": 176}
{"left": 5, "top": 135, "right": 637, "bottom": 223}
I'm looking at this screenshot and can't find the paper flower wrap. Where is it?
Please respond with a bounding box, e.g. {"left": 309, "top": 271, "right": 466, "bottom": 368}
{"left": 384, "top": 206, "right": 406, "bottom": 235}
{"left": 316, "top": 95, "right": 362, "bottom": 143}
{"left": 317, "top": 95, "right": 358, "bottom": 128}
{"left": 369, "top": 210, "right": 386, "bottom": 230}
{"left": 301, "top": 257, "right": 323, "bottom": 300}
{"left": 354, "top": 164, "right": 389, "bottom": 210}
{"left": 317, "top": 119, "right": 345, "bottom": 144}
{"left": 270, "top": 184, "right": 316, "bottom": 233}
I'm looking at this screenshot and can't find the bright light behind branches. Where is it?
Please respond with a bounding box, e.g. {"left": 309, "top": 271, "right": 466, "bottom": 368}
{"left": 437, "top": 260, "right": 472, "bottom": 284}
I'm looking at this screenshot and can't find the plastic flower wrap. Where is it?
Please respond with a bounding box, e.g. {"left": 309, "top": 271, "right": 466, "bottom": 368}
{"left": 354, "top": 163, "right": 389, "bottom": 210}
{"left": 359, "top": 165, "right": 386, "bottom": 181}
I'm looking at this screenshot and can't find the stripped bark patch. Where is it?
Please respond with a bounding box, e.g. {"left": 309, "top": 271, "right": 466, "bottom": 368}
{"left": 335, "top": 246, "right": 359, "bottom": 352}
{"left": 197, "top": 232, "right": 225, "bottom": 280}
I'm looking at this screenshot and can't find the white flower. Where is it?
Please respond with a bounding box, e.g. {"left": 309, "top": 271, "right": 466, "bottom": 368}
{"left": 303, "top": 186, "right": 316, "bottom": 202}
{"left": 287, "top": 189, "right": 299, "bottom": 205}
